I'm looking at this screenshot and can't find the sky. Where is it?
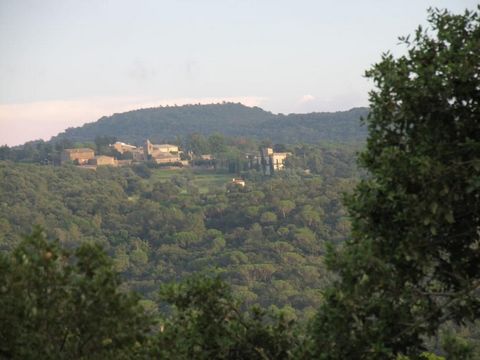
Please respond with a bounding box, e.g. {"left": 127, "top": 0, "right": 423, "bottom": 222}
{"left": 0, "top": 0, "right": 477, "bottom": 146}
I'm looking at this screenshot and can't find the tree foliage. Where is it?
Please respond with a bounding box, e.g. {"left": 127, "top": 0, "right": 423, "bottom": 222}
{"left": 0, "top": 230, "right": 304, "bottom": 359}
{"left": 0, "top": 228, "right": 151, "bottom": 359}
{"left": 151, "top": 274, "right": 300, "bottom": 359}
{"left": 311, "top": 7, "right": 480, "bottom": 359}
{"left": 1, "top": 6, "right": 479, "bottom": 359}
{"left": 0, "top": 146, "right": 356, "bottom": 316}
{"left": 48, "top": 104, "right": 367, "bottom": 146}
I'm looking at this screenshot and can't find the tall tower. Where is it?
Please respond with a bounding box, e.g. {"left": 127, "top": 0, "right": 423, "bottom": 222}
{"left": 144, "top": 139, "right": 153, "bottom": 158}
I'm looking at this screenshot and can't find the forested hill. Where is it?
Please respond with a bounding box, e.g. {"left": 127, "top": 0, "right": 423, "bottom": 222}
{"left": 52, "top": 103, "right": 369, "bottom": 145}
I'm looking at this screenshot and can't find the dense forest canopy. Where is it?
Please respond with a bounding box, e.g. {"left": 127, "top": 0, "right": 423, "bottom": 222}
{"left": 49, "top": 104, "right": 368, "bottom": 145}
{"left": 0, "top": 141, "right": 359, "bottom": 318}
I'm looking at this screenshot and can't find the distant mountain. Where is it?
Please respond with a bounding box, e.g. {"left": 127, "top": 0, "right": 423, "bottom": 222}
{"left": 52, "top": 103, "right": 369, "bottom": 145}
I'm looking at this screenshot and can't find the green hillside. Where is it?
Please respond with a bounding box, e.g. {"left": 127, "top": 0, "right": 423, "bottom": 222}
{"left": 0, "top": 143, "right": 359, "bottom": 319}
{"left": 52, "top": 103, "right": 368, "bottom": 145}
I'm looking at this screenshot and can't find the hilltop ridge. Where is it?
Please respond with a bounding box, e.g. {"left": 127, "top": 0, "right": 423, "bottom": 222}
{"left": 51, "top": 103, "right": 368, "bottom": 145}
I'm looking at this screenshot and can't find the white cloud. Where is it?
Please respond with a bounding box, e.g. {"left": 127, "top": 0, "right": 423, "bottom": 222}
{"left": 0, "top": 95, "right": 267, "bottom": 146}
{"left": 299, "top": 94, "right": 315, "bottom": 103}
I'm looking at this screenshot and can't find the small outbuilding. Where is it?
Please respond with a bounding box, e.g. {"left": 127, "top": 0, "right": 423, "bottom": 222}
{"left": 231, "top": 178, "right": 246, "bottom": 187}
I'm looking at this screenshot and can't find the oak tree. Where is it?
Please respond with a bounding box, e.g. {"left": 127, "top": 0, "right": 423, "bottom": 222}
{"left": 311, "top": 7, "right": 480, "bottom": 359}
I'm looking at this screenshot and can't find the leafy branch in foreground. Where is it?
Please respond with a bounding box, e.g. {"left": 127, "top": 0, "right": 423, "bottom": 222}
{"left": 310, "top": 6, "right": 480, "bottom": 359}
{"left": 0, "top": 227, "right": 152, "bottom": 359}
{"left": 150, "top": 274, "right": 302, "bottom": 360}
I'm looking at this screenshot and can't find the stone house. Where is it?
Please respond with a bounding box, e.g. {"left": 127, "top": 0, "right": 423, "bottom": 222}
{"left": 144, "top": 140, "right": 179, "bottom": 158}
{"left": 111, "top": 141, "right": 145, "bottom": 161}
{"left": 259, "top": 147, "right": 290, "bottom": 174}
{"left": 89, "top": 155, "right": 117, "bottom": 166}
{"left": 151, "top": 152, "right": 181, "bottom": 164}
{"left": 61, "top": 148, "right": 95, "bottom": 165}
{"left": 144, "top": 140, "right": 181, "bottom": 164}
{"left": 111, "top": 141, "right": 137, "bottom": 154}
{"left": 271, "top": 152, "right": 290, "bottom": 171}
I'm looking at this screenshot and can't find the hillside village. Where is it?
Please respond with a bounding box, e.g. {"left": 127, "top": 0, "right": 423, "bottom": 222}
{"left": 61, "top": 139, "right": 290, "bottom": 176}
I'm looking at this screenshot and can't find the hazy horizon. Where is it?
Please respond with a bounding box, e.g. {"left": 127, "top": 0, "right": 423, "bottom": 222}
{"left": 1, "top": 0, "right": 476, "bottom": 146}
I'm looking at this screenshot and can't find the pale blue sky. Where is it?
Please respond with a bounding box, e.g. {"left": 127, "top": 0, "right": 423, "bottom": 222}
{"left": 0, "top": 0, "right": 477, "bottom": 145}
